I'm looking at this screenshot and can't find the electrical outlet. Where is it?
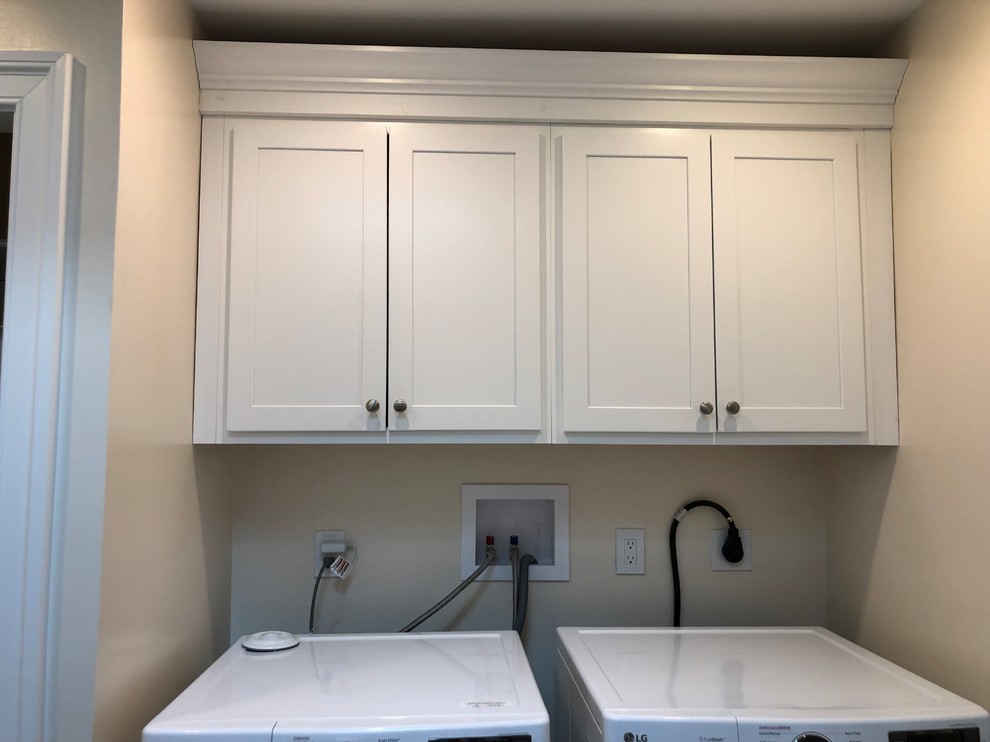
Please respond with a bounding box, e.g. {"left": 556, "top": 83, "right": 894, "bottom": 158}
{"left": 616, "top": 528, "right": 644, "bottom": 575}
{"left": 710, "top": 528, "right": 752, "bottom": 571}
{"left": 314, "top": 530, "right": 347, "bottom": 577}
{"left": 623, "top": 539, "right": 638, "bottom": 563}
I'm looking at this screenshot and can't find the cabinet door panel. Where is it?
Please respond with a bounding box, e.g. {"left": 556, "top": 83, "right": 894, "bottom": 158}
{"left": 226, "top": 120, "right": 387, "bottom": 432}
{"left": 712, "top": 130, "right": 867, "bottom": 433}
{"left": 388, "top": 124, "right": 545, "bottom": 431}
{"left": 558, "top": 127, "right": 715, "bottom": 433}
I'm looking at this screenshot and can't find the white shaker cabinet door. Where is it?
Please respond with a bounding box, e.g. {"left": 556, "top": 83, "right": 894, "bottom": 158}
{"left": 557, "top": 127, "right": 716, "bottom": 434}
{"left": 225, "top": 120, "right": 388, "bottom": 432}
{"left": 388, "top": 124, "right": 547, "bottom": 432}
{"left": 711, "top": 130, "right": 868, "bottom": 434}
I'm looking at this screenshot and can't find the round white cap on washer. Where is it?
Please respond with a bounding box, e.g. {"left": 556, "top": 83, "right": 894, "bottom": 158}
{"left": 242, "top": 630, "right": 300, "bottom": 652}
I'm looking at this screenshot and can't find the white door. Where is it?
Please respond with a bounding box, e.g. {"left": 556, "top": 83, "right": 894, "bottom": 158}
{"left": 557, "top": 127, "right": 715, "bottom": 433}
{"left": 388, "top": 124, "right": 546, "bottom": 432}
{"left": 711, "top": 130, "right": 867, "bottom": 433}
{"left": 225, "top": 119, "right": 387, "bottom": 432}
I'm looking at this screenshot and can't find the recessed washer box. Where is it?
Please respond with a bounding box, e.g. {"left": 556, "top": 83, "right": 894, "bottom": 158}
{"left": 461, "top": 484, "right": 569, "bottom": 581}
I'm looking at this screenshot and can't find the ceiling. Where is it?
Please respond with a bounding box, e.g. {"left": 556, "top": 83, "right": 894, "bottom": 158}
{"left": 189, "top": 0, "right": 923, "bottom": 57}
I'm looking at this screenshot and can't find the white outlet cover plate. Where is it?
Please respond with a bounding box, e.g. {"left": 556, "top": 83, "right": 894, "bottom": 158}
{"left": 710, "top": 528, "right": 752, "bottom": 571}
{"left": 615, "top": 528, "right": 645, "bottom": 575}
{"left": 461, "top": 484, "right": 569, "bottom": 581}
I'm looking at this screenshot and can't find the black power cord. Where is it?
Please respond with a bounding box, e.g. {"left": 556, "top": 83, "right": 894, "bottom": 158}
{"left": 309, "top": 556, "right": 333, "bottom": 633}
{"left": 668, "top": 499, "right": 744, "bottom": 627}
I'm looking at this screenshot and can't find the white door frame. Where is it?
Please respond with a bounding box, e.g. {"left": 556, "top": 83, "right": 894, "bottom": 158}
{"left": 0, "top": 51, "right": 83, "bottom": 741}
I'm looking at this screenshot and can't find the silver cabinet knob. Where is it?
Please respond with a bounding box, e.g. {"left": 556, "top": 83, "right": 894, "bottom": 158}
{"left": 726, "top": 401, "right": 741, "bottom": 414}
{"left": 699, "top": 401, "right": 714, "bottom": 415}
{"left": 393, "top": 399, "right": 408, "bottom": 413}
{"left": 365, "top": 399, "right": 380, "bottom": 413}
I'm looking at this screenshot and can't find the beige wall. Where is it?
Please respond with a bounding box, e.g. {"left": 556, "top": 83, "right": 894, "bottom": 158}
{"left": 231, "top": 445, "right": 830, "bottom": 706}
{"left": 94, "top": 1, "right": 233, "bottom": 740}
{"left": 0, "top": 1, "right": 122, "bottom": 739}
{"left": 8, "top": 0, "right": 982, "bottom": 735}
{"left": 827, "top": 0, "right": 990, "bottom": 710}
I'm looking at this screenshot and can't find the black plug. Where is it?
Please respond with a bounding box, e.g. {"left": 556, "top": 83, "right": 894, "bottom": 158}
{"left": 721, "top": 525, "right": 744, "bottom": 563}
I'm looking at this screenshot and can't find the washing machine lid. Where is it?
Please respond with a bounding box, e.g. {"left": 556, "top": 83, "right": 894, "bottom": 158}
{"left": 145, "top": 631, "right": 548, "bottom": 740}
{"left": 556, "top": 627, "right": 986, "bottom": 722}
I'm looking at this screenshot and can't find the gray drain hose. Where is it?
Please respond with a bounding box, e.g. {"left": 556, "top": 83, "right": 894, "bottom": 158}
{"left": 512, "top": 554, "right": 537, "bottom": 634}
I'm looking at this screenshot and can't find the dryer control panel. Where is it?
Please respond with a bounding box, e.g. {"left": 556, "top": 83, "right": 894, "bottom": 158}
{"left": 890, "top": 728, "right": 982, "bottom": 742}
{"left": 737, "top": 720, "right": 989, "bottom": 742}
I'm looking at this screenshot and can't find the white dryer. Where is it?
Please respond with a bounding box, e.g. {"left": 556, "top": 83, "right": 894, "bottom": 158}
{"left": 144, "top": 630, "right": 549, "bottom": 742}
{"left": 556, "top": 627, "right": 988, "bottom": 742}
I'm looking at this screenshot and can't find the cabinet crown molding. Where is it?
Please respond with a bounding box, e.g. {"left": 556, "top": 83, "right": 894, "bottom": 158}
{"left": 194, "top": 41, "right": 907, "bottom": 128}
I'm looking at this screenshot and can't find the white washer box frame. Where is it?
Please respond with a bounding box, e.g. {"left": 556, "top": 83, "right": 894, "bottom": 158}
{"left": 461, "top": 484, "right": 570, "bottom": 582}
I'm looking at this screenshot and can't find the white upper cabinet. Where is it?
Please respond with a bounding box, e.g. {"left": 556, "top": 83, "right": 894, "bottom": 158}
{"left": 388, "top": 124, "right": 547, "bottom": 435}
{"left": 711, "top": 130, "right": 867, "bottom": 435}
{"left": 557, "top": 127, "right": 715, "bottom": 434}
{"left": 194, "top": 118, "right": 547, "bottom": 442}
{"left": 193, "top": 41, "right": 904, "bottom": 444}
{"left": 556, "top": 127, "right": 890, "bottom": 442}
{"left": 222, "top": 119, "right": 388, "bottom": 435}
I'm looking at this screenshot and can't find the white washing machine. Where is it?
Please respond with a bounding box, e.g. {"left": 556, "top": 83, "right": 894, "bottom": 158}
{"left": 144, "top": 630, "right": 549, "bottom": 742}
{"left": 556, "top": 627, "right": 988, "bottom": 742}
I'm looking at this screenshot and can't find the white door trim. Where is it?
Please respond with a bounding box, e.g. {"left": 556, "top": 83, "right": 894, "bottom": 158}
{"left": 0, "top": 51, "right": 83, "bottom": 742}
